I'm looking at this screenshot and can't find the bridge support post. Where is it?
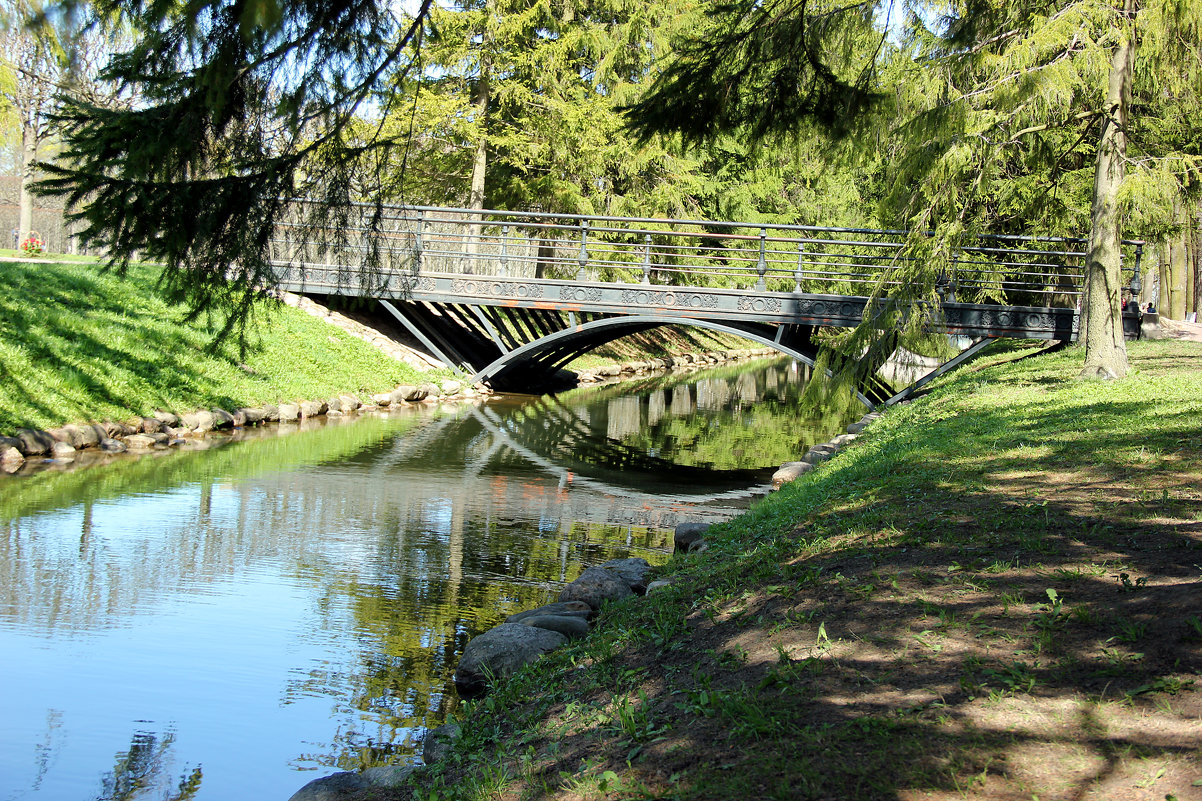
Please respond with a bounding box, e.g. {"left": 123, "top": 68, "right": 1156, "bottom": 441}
{"left": 499, "top": 224, "right": 509, "bottom": 276}
{"left": 641, "top": 234, "right": 652, "bottom": 284}
{"left": 576, "top": 219, "right": 589, "bottom": 280}
{"left": 756, "top": 228, "right": 767, "bottom": 290}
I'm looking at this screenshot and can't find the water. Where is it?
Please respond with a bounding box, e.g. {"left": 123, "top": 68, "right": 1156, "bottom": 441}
{"left": 0, "top": 357, "right": 849, "bottom": 800}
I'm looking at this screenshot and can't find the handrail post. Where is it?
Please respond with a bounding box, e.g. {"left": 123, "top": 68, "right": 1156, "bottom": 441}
{"left": 499, "top": 224, "right": 509, "bottom": 276}
{"left": 794, "top": 240, "right": 805, "bottom": 293}
{"left": 413, "top": 210, "right": 425, "bottom": 272}
{"left": 755, "top": 227, "right": 768, "bottom": 291}
{"left": 641, "top": 234, "right": 652, "bottom": 284}
{"left": 577, "top": 219, "right": 589, "bottom": 280}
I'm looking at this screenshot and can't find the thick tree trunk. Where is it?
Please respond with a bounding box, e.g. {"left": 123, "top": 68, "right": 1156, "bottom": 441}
{"left": 465, "top": 12, "right": 491, "bottom": 269}
{"left": 1079, "top": 4, "right": 1135, "bottom": 380}
{"left": 18, "top": 124, "right": 38, "bottom": 248}
{"left": 1168, "top": 227, "right": 1187, "bottom": 319}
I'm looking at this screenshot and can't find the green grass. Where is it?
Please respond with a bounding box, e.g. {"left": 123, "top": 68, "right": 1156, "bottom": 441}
{"left": 387, "top": 339, "right": 1202, "bottom": 801}
{"left": 0, "top": 258, "right": 450, "bottom": 432}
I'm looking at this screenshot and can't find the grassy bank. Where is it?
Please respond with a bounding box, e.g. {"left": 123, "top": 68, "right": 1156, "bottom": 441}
{"left": 0, "top": 258, "right": 451, "bottom": 433}
{"left": 400, "top": 339, "right": 1202, "bottom": 801}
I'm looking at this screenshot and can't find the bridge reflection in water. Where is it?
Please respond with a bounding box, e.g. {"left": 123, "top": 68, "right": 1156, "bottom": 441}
{"left": 0, "top": 358, "right": 830, "bottom": 801}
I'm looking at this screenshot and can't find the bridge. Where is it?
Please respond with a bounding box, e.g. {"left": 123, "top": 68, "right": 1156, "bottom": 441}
{"left": 270, "top": 202, "right": 1145, "bottom": 402}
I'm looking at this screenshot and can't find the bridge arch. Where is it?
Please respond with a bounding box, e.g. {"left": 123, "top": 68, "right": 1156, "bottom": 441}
{"left": 469, "top": 314, "right": 876, "bottom": 408}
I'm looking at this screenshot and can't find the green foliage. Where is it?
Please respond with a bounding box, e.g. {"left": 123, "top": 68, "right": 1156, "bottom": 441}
{"left": 37, "top": 0, "right": 433, "bottom": 343}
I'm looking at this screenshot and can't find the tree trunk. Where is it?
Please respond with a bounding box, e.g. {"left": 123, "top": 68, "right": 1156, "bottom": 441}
{"left": 1168, "top": 226, "right": 1187, "bottom": 319}
{"left": 465, "top": 10, "right": 491, "bottom": 270}
{"left": 1079, "top": 2, "right": 1135, "bottom": 380}
{"left": 18, "top": 123, "right": 38, "bottom": 248}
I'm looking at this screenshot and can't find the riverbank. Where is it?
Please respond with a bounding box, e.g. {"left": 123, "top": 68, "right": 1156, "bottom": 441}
{"left": 378, "top": 338, "right": 1201, "bottom": 801}
{"left": 0, "top": 258, "right": 770, "bottom": 455}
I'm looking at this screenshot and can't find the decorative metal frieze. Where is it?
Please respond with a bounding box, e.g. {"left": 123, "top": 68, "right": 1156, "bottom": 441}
{"left": 561, "top": 287, "right": 603, "bottom": 302}
{"left": 737, "top": 296, "right": 783, "bottom": 313}
{"left": 796, "top": 299, "right": 860, "bottom": 318}
{"left": 395, "top": 276, "right": 436, "bottom": 292}
{"left": 620, "top": 289, "right": 719, "bottom": 309}
{"left": 451, "top": 279, "right": 544, "bottom": 299}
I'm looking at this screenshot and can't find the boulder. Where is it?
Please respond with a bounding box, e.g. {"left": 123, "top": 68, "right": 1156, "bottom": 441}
{"left": 558, "top": 566, "right": 635, "bottom": 610}
{"left": 299, "top": 400, "right": 326, "bottom": 418}
{"left": 152, "top": 410, "right": 180, "bottom": 427}
{"left": 453, "top": 623, "right": 567, "bottom": 696}
{"left": 99, "top": 438, "right": 127, "bottom": 453}
{"left": 506, "top": 601, "right": 592, "bottom": 624}
{"left": 392, "top": 385, "right": 427, "bottom": 403}
{"left": 101, "top": 420, "right": 134, "bottom": 437}
{"left": 278, "top": 403, "right": 300, "bottom": 422}
{"left": 326, "top": 396, "right": 343, "bottom": 413}
{"left": 422, "top": 723, "right": 462, "bottom": 765}
{"left": 802, "top": 446, "right": 835, "bottom": 465}
{"left": 125, "top": 434, "right": 158, "bottom": 451}
{"left": 362, "top": 765, "right": 417, "bottom": 788}
{"left": 51, "top": 441, "right": 77, "bottom": 457}
{"left": 674, "top": 522, "right": 710, "bottom": 553}
{"left": 1, "top": 446, "right": 25, "bottom": 470}
{"left": 180, "top": 411, "right": 215, "bottom": 433}
{"left": 262, "top": 404, "right": 281, "bottom": 422}
{"left": 140, "top": 417, "right": 163, "bottom": 434}
{"left": 372, "top": 392, "right": 394, "bottom": 407}
{"left": 519, "top": 614, "right": 591, "bottom": 639}
{"left": 597, "top": 557, "right": 653, "bottom": 594}
{"left": 63, "top": 424, "right": 103, "bottom": 449}
{"left": 830, "top": 433, "right": 858, "bottom": 447}
{"left": 772, "top": 461, "right": 813, "bottom": 488}
{"left": 287, "top": 772, "right": 369, "bottom": 801}
{"left": 338, "top": 393, "right": 361, "bottom": 412}
{"left": 240, "top": 407, "right": 266, "bottom": 424}
{"left": 210, "top": 408, "right": 235, "bottom": 429}
{"left": 846, "top": 422, "right": 868, "bottom": 434}
{"left": 16, "top": 428, "right": 55, "bottom": 456}
{"left": 418, "top": 383, "right": 440, "bottom": 399}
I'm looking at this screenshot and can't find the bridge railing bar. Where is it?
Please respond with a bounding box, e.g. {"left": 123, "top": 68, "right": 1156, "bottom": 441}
{"left": 272, "top": 200, "right": 1143, "bottom": 306}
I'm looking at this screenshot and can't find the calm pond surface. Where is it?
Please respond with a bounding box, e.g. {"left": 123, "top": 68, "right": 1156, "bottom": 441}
{"left": 0, "top": 357, "right": 851, "bottom": 800}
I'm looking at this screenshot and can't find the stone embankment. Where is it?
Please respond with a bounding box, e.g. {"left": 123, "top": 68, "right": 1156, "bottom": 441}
{"left": 0, "top": 379, "right": 484, "bottom": 475}
{"left": 769, "top": 409, "right": 885, "bottom": 489}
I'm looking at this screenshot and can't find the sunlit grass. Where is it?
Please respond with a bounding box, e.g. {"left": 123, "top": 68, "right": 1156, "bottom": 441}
{"left": 0, "top": 259, "right": 448, "bottom": 431}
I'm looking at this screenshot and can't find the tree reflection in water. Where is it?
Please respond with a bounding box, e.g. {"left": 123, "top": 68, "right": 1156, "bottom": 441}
{"left": 93, "top": 730, "right": 202, "bottom": 801}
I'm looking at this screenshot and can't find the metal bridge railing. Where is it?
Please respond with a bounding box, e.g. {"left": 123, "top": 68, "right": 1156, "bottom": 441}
{"left": 269, "top": 201, "right": 1145, "bottom": 306}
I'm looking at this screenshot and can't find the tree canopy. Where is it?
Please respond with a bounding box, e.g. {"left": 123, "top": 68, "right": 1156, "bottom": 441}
{"left": 21, "top": 0, "right": 1202, "bottom": 359}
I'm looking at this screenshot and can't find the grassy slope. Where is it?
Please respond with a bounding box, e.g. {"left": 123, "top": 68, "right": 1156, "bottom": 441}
{"left": 400, "top": 339, "right": 1202, "bottom": 801}
{"left": 0, "top": 258, "right": 449, "bottom": 432}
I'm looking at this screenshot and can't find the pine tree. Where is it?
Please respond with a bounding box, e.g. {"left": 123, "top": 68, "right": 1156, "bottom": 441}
{"left": 628, "top": 0, "right": 1202, "bottom": 379}
{"left": 36, "top": 0, "right": 434, "bottom": 341}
